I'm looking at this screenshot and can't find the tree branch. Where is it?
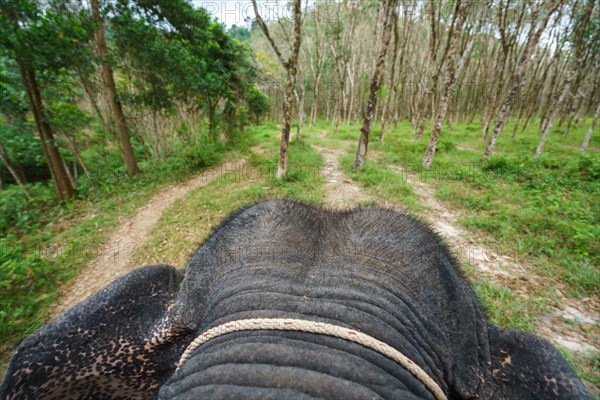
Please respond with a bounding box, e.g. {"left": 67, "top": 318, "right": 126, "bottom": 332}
{"left": 252, "top": 0, "right": 287, "bottom": 68}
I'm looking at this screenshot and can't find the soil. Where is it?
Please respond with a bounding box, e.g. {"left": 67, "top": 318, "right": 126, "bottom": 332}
{"left": 49, "top": 159, "right": 246, "bottom": 318}
{"left": 313, "top": 144, "right": 372, "bottom": 208}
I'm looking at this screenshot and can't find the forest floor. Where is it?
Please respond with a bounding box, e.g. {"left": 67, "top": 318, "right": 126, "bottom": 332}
{"left": 387, "top": 162, "right": 599, "bottom": 353}
{"left": 313, "top": 144, "right": 372, "bottom": 208}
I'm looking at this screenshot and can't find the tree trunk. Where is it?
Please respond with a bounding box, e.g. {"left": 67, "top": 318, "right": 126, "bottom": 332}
{"left": 0, "top": 142, "right": 32, "bottom": 200}
{"left": 536, "top": 0, "right": 594, "bottom": 158}
{"left": 581, "top": 102, "right": 599, "bottom": 153}
{"left": 563, "top": 108, "right": 576, "bottom": 138}
{"left": 309, "top": 67, "right": 321, "bottom": 129}
{"left": 77, "top": 66, "right": 116, "bottom": 139}
{"left": 296, "top": 83, "right": 305, "bottom": 143}
{"left": 380, "top": 8, "right": 400, "bottom": 143}
{"left": 511, "top": 104, "right": 525, "bottom": 139}
{"left": 422, "top": 0, "right": 470, "bottom": 169}
{"left": 152, "top": 108, "right": 164, "bottom": 159}
{"left": 484, "top": 0, "right": 561, "bottom": 159}
{"left": 65, "top": 135, "right": 90, "bottom": 177}
{"left": 208, "top": 101, "right": 217, "bottom": 142}
{"left": 307, "top": 9, "right": 324, "bottom": 130}
{"left": 20, "top": 66, "right": 75, "bottom": 200}
{"left": 6, "top": 8, "right": 74, "bottom": 200}
{"left": 354, "top": 0, "right": 396, "bottom": 169}
{"left": 252, "top": 0, "right": 303, "bottom": 179}
{"left": 91, "top": 0, "right": 139, "bottom": 176}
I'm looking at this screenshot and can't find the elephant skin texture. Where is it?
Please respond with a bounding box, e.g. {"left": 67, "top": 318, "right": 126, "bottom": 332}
{"left": 0, "top": 199, "right": 593, "bottom": 399}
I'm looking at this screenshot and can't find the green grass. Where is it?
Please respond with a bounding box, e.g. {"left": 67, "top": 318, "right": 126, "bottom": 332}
{"left": 458, "top": 261, "right": 547, "bottom": 332}
{"left": 338, "top": 154, "right": 421, "bottom": 211}
{"left": 471, "top": 279, "right": 545, "bottom": 331}
{"left": 297, "top": 120, "right": 421, "bottom": 211}
{"left": 353, "top": 118, "right": 599, "bottom": 298}
{"left": 557, "top": 345, "right": 600, "bottom": 390}
{"left": 255, "top": 140, "right": 326, "bottom": 205}
{"left": 0, "top": 122, "right": 325, "bottom": 373}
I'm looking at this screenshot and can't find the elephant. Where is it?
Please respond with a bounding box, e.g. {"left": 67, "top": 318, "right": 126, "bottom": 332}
{"left": 0, "top": 199, "right": 593, "bottom": 399}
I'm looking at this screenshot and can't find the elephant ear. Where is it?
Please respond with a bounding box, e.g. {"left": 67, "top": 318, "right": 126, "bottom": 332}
{"left": 488, "top": 325, "right": 594, "bottom": 399}
{"left": 0, "top": 264, "right": 195, "bottom": 400}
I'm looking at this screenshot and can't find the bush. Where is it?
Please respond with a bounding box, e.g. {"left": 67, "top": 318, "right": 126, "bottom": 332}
{"left": 245, "top": 86, "right": 270, "bottom": 123}
{"left": 438, "top": 139, "right": 457, "bottom": 153}
{"left": 578, "top": 154, "right": 600, "bottom": 181}
{"left": 482, "top": 155, "right": 513, "bottom": 173}
{"left": 0, "top": 183, "right": 55, "bottom": 234}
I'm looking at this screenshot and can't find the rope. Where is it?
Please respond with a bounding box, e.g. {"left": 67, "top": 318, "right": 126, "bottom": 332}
{"left": 177, "top": 318, "right": 447, "bottom": 400}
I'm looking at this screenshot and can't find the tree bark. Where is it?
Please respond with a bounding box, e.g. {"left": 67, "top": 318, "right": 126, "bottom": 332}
{"left": 354, "top": 0, "right": 396, "bottom": 169}
{"left": 380, "top": 8, "right": 400, "bottom": 143}
{"left": 296, "top": 83, "right": 306, "bottom": 143}
{"left": 308, "top": 10, "right": 324, "bottom": 129}
{"left": 253, "top": 0, "right": 303, "bottom": 179}
{"left": 19, "top": 60, "right": 74, "bottom": 200}
{"left": 484, "top": 0, "right": 561, "bottom": 159}
{"left": 581, "top": 102, "right": 599, "bottom": 153}
{"left": 6, "top": 8, "right": 74, "bottom": 200}
{"left": 76, "top": 65, "right": 118, "bottom": 144}
{"left": 536, "top": 0, "right": 594, "bottom": 157}
{"left": 422, "top": 0, "right": 470, "bottom": 169}
{"left": 329, "top": 23, "right": 353, "bottom": 134}
{"left": 91, "top": 0, "right": 139, "bottom": 175}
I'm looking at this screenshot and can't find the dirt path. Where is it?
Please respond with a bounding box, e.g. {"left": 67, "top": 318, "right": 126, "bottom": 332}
{"left": 388, "top": 165, "right": 527, "bottom": 277}
{"left": 311, "top": 140, "right": 598, "bottom": 359}
{"left": 50, "top": 159, "right": 245, "bottom": 318}
{"left": 313, "top": 144, "right": 372, "bottom": 208}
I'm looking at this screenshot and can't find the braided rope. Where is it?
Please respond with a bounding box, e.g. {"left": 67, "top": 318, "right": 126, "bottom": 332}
{"left": 177, "top": 318, "right": 447, "bottom": 400}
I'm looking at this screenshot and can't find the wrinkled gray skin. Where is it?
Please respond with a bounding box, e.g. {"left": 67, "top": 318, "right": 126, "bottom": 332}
{"left": 0, "top": 200, "right": 593, "bottom": 399}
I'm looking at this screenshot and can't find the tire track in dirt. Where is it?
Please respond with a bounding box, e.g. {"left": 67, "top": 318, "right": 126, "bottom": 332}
{"left": 50, "top": 159, "right": 246, "bottom": 318}
{"left": 313, "top": 144, "right": 372, "bottom": 208}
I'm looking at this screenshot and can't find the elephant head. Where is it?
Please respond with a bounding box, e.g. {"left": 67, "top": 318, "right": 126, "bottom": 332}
{"left": 0, "top": 200, "right": 593, "bottom": 399}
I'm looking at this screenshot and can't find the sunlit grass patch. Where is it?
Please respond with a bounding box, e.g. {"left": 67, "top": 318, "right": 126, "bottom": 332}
{"left": 338, "top": 154, "right": 421, "bottom": 212}
{"left": 324, "top": 118, "right": 598, "bottom": 390}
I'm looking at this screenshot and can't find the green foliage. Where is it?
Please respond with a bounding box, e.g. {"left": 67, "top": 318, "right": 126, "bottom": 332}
{"left": 228, "top": 25, "right": 251, "bottom": 41}
{"left": 47, "top": 101, "right": 92, "bottom": 136}
{"left": 110, "top": 0, "right": 256, "bottom": 137}
{"left": 577, "top": 154, "right": 600, "bottom": 181}
{"left": 0, "top": 131, "right": 250, "bottom": 370}
{"left": 245, "top": 86, "right": 270, "bottom": 123}
{"left": 369, "top": 119, "right": 598, "bottom": 298}
{"left": 0, "top": 1, "right": 94, "bottom": 74}
{"left": 0, "top": 120, "right": 46, "bottom": 183}
{"left": 323, "top": 118, "right": 597, "bottom": 388}
{"left": 0, "top": 183, "right": 55, "bottom": 232}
